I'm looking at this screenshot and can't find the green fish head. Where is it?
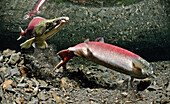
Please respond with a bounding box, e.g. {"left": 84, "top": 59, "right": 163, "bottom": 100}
{"left": 33, "top": 17, "right": 69, "bottom": 40}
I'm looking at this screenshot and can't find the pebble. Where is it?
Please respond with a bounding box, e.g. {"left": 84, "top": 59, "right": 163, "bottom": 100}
{"left": 37, "top": 90, "right": 47, "bottom": 100}
{"left": 17, "top": 83, "right": 28, "bottom": 88}
{"left": 166, "top": 83, "right": 170, "bottom": 91}
{"left": 28, "top": 97, "right": 39, "bottom": 104}
{"left": 2, "top": 49, "right": 15, "bottom": 57}
{"left": 10, "top": 68, "right": 20, "bottom": 76}
{"left": 8, "top": 52, "right": 21, "bottom": 64}
{"left": 121, "top": 92, "right": 128, "bottom": 97}
{"left": 0, "top": 55, "right": 4, "bottom": 62}
{"left": 38, "top": 79, "right": 48, "bottom": 87}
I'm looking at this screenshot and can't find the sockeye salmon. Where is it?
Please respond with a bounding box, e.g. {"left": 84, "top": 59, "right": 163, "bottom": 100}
{"left": 53, "top": 37, "right": 153, "bottom": 79}
{"left": 18, "top": 16, "right": 69, "bottom": 49}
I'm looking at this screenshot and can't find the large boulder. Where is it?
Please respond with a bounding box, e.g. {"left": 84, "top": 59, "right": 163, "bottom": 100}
{"left": 0, "top": 0, "right": 169, "bottom": 61}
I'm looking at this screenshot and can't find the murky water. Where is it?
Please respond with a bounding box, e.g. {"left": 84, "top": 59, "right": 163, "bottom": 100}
{"left": 54, "top": 0, "right": 144, "bottom": 7}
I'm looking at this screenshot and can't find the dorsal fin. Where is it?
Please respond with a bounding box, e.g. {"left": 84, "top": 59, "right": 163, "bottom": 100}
{"left": 84, "top": 38, "right": 89, "bottom": 44}
{"left": 95, "top": 37, "right": 104, "bottom": 43}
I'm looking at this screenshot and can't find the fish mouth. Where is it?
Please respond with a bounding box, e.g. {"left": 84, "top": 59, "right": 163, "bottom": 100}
{"left": 55, "top": 17, "right": 69, "bottom": 27}
{"left": 47, "top": 17, "right": 69, "bottom": 31}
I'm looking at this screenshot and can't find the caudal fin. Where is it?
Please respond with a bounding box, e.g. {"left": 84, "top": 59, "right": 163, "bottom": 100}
{"left": 52, "top": 50, "right": 74, "bottom": 73}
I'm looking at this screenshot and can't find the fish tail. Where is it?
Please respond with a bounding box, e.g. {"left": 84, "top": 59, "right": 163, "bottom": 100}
{"left": 52, "top": 50, "right": 74, "bottom": 72}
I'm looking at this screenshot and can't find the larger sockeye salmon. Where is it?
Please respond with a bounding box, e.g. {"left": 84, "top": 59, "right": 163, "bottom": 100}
{"left": 53, "top": 37, "right": 153, "bottom": 79}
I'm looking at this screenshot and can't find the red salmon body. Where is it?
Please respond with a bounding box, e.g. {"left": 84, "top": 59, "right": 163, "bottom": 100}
{"left": 26, "top": 17, "right": 46, "bottom": 34}
{"left": 54, "top": 38, "right": 153, "bottom": 79}
{"left": 20, "top": 17, "right": 46, "bottom": 39}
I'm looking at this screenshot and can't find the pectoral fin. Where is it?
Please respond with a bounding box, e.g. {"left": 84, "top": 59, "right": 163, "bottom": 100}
{"left": 84, "top": 39, "right": 93, "bottom": 56}
{"left": 32, "top": 40, "right": 48, "bottom": 49}
{"left": 20, "top": 37, "right": 35, "bottom": 49}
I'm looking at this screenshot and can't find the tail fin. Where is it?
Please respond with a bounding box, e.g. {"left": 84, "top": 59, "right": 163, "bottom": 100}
{"left": 52, "top": 50, "right": 74, "bottom": 72}
{"left": 20, "top": 37, "right": 35, "bottom": 49}
{"left": 17, "top": 27, "right": 25, "bottom": 40}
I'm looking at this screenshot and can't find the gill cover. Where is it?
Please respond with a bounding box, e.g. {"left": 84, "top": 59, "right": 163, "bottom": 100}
{"left": 132, "top": 57, "right": 153, "bottom": 79}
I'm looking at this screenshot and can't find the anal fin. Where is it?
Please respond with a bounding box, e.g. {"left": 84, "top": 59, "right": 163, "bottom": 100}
{"left": 33, "top": 40, "right": 48, "bottom": 49}
{"left": 20, "top": 37, "right": 35, "bottom": 49}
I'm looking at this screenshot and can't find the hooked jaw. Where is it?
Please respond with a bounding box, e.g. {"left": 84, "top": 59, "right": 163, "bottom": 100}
{"left": 40, "top": 17, "right": 69, "bottom": 40}
{"left": 140, "top": 61, "right": 154, "bottom": 78}
{"left": 54, "top": 17, "right": 69, "bottom": 29}
{"left": 131, "top": 58, "right": 154, "bottom": 79}
{"left": 59, "top": 17, "right": 69, "bottom": 22}
{"left": 18, "top": 17, "right": 69, "bottom": 41}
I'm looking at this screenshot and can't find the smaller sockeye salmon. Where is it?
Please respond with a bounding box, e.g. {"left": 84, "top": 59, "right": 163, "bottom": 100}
{"left": 24, "top": 0, "right": 46, "bottom": 20}
{"left": 18, "top": 16, "right": 69, "bottom": 49}
{"left": 53, "top": 37, "right": 153, "bottom": 79}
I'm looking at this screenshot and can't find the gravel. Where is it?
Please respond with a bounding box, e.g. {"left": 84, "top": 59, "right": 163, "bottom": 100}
{"left": 0, "top": 48, "right": 169, "bottom": 103}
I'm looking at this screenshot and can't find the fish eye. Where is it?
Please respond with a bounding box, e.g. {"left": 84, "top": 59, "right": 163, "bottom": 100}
{"left": 56, "top": 20, "right": 60, "bottom": 24}
{"left": 46, "top": 23, "right": 49, "bottom": 27}
{"left": 46, "top": 23, "right": 52, "bottom": 29}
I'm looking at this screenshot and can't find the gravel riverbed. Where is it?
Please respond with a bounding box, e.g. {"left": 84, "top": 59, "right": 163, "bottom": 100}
{"left": 0, "top": 48, "right": 169, "bottom": 104}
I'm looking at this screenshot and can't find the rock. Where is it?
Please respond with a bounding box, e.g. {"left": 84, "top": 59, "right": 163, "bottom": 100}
{"left": 0, "top": 55, "right": 4, "bottom": 62}
{"left": 0, "top": 72, "right": 4, "bottom": 84}
{"left": 1, "top": 80, "right": 13, "bottom": 91}
{"left": 0, "top": 67, "right": 7, "bottom": 73}
{"left": 37, "top": 90, "right": 47, "bottom": 101}
{"left": 147, "top": 85, "right": 160, "bottom": 91}
{"left": 125, "top": 20, "right": 130, "bottom": 23}
{"left": 98, "top": 9, "right": 106, "bottom": 17}
{"left": 166, "top": 83, "right": 170, "bottom": 91}
{"left": 10, "top": 68, "right": 20, "bottom": 76}
{"left": 5, "top": 84, "right": 15, "bottom": 93}
{"left": 60, "top": 77, "right": 68, "bottom": 88}
{"left": 161, "top": 98, "right": 169, "bottom": 104}
{"left": 46, "top": 98, "right": 53, "bottom": 104}
{"left": 51, "top": 91, "right": 66, "bottom": 103}
{"left": 121, "top": 92, "right": 128, "bottom": 97}
{"left": 8, "top": 52, "right": 21, "bottom": 64}
{"left": 17, "top": 83, "right": 28, "bottom": 88}
{"left": 0, "top": 86, "right": 7, "bottom": 104}
{"left": 2, "top": 49, "right": 15, "bottom": 57}
{"left": 28, "top": 97, "right": 39, "bottom": 104}
{"left": 38, "top": 79, "right": 48, "bottom": 87}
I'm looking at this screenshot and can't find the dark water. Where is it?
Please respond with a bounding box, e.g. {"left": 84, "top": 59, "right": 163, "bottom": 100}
{"left": 54, "top": 0, "right": 144, "bottom": 7}
{"left": 0, "top": 0, "right": 169, "bottom": 62}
